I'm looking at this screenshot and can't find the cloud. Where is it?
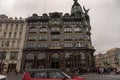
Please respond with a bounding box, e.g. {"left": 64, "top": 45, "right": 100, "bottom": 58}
{"left": 115, "top": 0, "right": 120, "bottom": 6}
{"left": 12, "top": 0, "right": 73, "bottom": 17}
{"left": 0, "top": 0, "right": 120, "bottom": 54}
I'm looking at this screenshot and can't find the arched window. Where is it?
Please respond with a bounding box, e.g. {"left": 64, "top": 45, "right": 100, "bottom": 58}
{"left": 29, "top": 27, "right": 37, "bottom": 33}
{"left": 39, "top": 27, "right": 47, "bottom": 32}
{"left": 51, "top": 53, "right": 60, "bottom": 68}
{"left": 52, "top": 53, "right": 59, "bottom": 59}
{"left": 37, "top": 53, "right": 46, "bottom": 69}
{"left": 64, "top": 26, "right": 72, "bottom": 32}
{"left": 25, "top": 53, "right": 34, "bottom": 70}
{"left": 65, "top": 53, "right": 73, "bottom": 68}
{"left": 65, "top": 53, "right": 72, "bottom": 59}
{"left": 38, "top": 53, "right": 46, "bottom": 60}
{"left": 26, "top": 53, "right": 34, "bottom": 60}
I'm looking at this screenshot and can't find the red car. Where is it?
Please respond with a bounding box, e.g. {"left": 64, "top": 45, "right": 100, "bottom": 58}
{"left": 22, "top": 69, "right": 86, "bottom": 80}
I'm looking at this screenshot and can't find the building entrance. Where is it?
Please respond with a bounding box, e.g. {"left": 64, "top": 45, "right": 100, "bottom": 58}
{"left": 8, "top": 64, "right": 16, "bottom": 73}
{"left": 51, "top": 61, "right": 59, "bottom": 68}
{"left": 51, "top": 53, "right": 60, "bottom": 69}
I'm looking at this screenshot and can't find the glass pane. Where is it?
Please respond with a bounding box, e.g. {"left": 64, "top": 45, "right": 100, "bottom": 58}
{"left": 38, "top": 53, "right": 46, "bottom": 60}
{"left": 26, "top": 53, "right": 34, "bottom": 60}
{"left": 52, "top": 53, "right": 59, "bottom": 59}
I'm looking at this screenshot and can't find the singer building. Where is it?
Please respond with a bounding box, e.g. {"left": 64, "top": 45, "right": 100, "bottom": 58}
{"left": 22, "top": 0, "right": 95, "bottom": 71}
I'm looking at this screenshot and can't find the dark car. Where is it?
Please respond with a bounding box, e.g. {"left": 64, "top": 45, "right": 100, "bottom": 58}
{"left": 22, "top": 69, "right": 86, "bottom": 80}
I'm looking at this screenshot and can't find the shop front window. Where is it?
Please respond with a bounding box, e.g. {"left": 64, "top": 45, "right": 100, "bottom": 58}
{"left": 37, "top": 53, "right": 46, "bottom": 69}
{"left": 51, "top": 53, "right": 60, "bottom": 68}
{"left": 65, "top": 53, "right": 73, "bottom": 70}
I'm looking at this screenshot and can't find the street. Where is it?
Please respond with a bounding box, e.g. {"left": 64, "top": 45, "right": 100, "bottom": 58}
{"left": 81, "top": 73, "right": 120, "bottom": 80}
{"left": 7, "top": 73, "right": 120, "bottom": 80}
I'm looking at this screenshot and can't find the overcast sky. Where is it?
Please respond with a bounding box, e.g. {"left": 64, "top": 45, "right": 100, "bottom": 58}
{"left": 0, "top": 0, "right": 120, "bottom": 54}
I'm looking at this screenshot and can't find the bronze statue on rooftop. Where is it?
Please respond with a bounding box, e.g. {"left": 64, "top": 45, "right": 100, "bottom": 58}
{"left": 83, "top": 6, "right": 90, "bottom": 14}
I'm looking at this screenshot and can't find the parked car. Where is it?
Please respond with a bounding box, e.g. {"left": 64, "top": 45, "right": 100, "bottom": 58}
{"left": 22, "top": 69, "right": 86, "bottom": 80}
{"left": 0, "top": 74, "right": 7, "bottom": 80}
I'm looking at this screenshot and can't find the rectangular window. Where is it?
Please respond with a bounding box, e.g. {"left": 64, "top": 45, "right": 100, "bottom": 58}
{"left": 39, "top": 35, "right": 47, "bottom": 40}
{"left": 19, "top": 32, "right": 22, "bottom": 38}
{"left": 20, "top": 24, "right": 23, "bottom": 31}
{"left": 39, "top": 43, "right": 47, "bottom": 48}
{"left": 9, "top": 32, "right": 12, "bottom": 38}
{"left": 12, "top": 41, "right": 16, "bottom": 48}
{"left": 64, "top": 34, "right": 72, "bottom": 40}
{"left": 51, "top": 35, "right": 60, "bottom": 40}
{"left": 14, "top": 32, "right": 17, "bottom": 38}
{"left": 64, "top": 42, "right": 73, "bottom": 47}
{"left": 52, "top": 42, "right": 60, "bottom": 47}
{"left": 27, "top": 43, "right": 36, "bottom": 48}
{"left": 4, "top": 32, "right": 6, "bottom": 38}
{"left": 10, "top": 24, "right": 13, "bottom": 31}
{"left": 6, "top": 41, "right": 10, "bottom": 47}
{"left": 28, "top": 35, "right": 36, "bottom": 40}
{"left": 75, "top": 34, "right": 83, "bottom": 40}
{"left": 1, "top": 41, "right": 4, "bottom": 47}
{"left": 75, "top": 42, "right": 84, "bottom": 47}
{"left": 5, "top": 24, "right": 8, "bottom": 30}
{"left": 17, "top": 41, "right": 21, "bottom": 48}
{"left": 10, "top": 52, "right": 18, "bottom": 60}
{"left": 0, "top": 52, "right": 5, "bottom": 59}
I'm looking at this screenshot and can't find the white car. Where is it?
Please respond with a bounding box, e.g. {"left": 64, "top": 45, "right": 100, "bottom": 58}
{"left": 0, "top": 75, "right": 7, "bottom": 80}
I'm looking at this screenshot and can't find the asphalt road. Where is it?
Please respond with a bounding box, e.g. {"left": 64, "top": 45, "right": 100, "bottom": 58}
{"left": 7, "top": 73, "right": 120, "bottom": 80}
{"left": 81, "top": 73, "right": 120, "bottom": 80}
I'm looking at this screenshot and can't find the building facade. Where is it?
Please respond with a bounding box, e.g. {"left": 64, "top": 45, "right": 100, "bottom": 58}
{"left": 22, "top": 0, "right": 95, "bottom": 71}
{"left": 95, "top": 48, "right": 120, "bottom": 68}
{"left": 0, "top": 15, "right": 27, "bottom": 73}
{"left": 94, "top": 53, "right": 103, "bottom": 67}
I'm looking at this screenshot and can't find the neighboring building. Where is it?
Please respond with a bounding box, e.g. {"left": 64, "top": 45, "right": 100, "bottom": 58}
{"left": 22, "top": 0, "right": 95, "bottom": 71}
{"left": 94, "top": 53, "right": 103, "bottom": 67}
{"left": 94, "top": 48, "right": 120, "bottom": 68}
{"left": 106, "top": 48, "right": 120, "bottom": 68}
{"left": 0, "top": 15, "right": 27, "bottom": 73}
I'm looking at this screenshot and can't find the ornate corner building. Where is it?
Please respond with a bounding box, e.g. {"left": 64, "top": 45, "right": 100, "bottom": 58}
{"left": 22, "top": 0, "right": 95, "bottom": 71}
